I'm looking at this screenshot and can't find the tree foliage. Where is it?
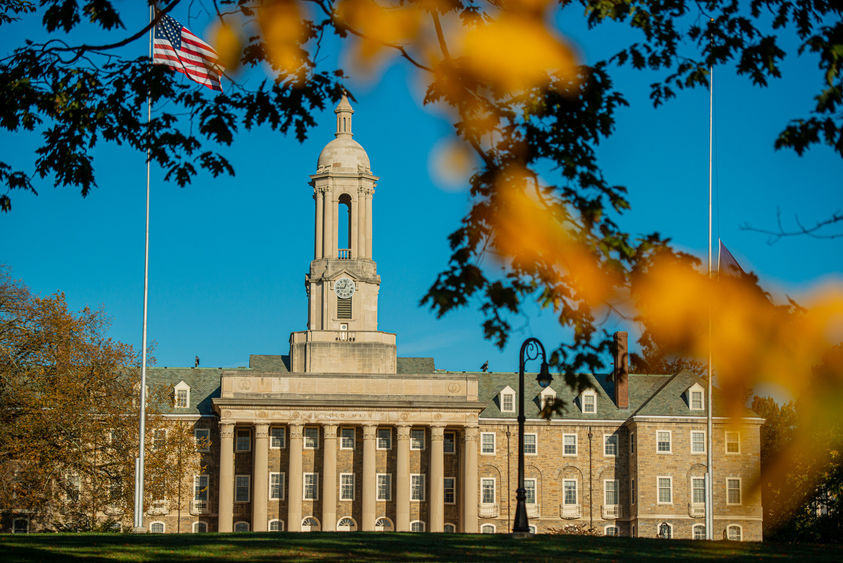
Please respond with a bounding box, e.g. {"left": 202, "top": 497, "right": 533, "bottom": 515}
{"left": 0, "top": 267, "right": 201, "bottom": 530}
{"left": 0, "top": 1, "right": 840, "bottom": 384}
{"left": 753, "top": 352, "right": 843, "bottom": 543}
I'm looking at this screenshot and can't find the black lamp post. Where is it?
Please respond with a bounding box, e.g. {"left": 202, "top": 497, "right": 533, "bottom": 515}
{"left": 513, "top": 337, "right": 553, "bottom": 534}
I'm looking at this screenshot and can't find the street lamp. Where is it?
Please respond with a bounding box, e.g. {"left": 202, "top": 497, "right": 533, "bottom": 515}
{"left": 513, "top": 337, "right": 552, "bottom": 534}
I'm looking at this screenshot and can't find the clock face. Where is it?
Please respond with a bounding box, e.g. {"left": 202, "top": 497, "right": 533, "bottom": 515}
{"left": 334, "top": 277, "right": 356, "bottom": 299}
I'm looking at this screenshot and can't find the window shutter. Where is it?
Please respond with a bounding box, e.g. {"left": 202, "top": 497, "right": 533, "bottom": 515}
{"left": 337, "top": 296, "right": 352, "bottom": 319}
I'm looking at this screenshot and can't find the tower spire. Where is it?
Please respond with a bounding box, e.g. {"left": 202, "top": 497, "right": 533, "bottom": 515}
{"left": 335, "top": 93, "right": 353, "bottom": 137}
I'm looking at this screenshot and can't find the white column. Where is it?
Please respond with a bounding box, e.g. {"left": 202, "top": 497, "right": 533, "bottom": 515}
{"left": 315, "top": 189, "right": 323, "bottom": 259}
{"left": 357, "top": 189, "right": 365, "bottom": 258}
{"left": 365, "top": 189, "right": 373, "bottom": 258}
{"left": 462, "top": 425, "right": 479, "bottom": 533}
{"left": 322, "top": 424, "right": 338, "bottom": 532}
{"left": 323, "top": 189, "right": 333, "bottom": 258}
{"left": 287, "top": 423, "right": 303, "bottom": 532}
{"left": 252, "top": 423, "right": 269, "bottom": 531}
{"left": 361, "top": 424, "right": 377, "bottom": 531}
{"left": 350, "top": 194, "right": 359, "bottom": 259}
{"left": 395, "top": 425, "right": 410, "bottom": 531}
{"left": 218, "top": 422, "right": 234, "bottom": 532}
{"left": 430, "top": 425, "right": 445, "bottom": 532}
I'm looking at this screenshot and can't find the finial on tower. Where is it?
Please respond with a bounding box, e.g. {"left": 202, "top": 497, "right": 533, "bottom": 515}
{"left": 335, "top": 93, "right": 354, "bottom": 137}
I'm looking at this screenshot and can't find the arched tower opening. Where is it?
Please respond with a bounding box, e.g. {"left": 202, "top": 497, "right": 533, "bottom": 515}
{"left": 338, "top": 193, "right": 352, "bottom": 259}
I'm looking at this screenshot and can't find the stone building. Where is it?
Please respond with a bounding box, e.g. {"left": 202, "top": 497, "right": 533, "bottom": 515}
{"left": 9, "top": 96, "right": 764, "bottom": 538}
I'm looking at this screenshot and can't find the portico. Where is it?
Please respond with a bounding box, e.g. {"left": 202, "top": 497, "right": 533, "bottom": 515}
{"left": 212, "top": 371, "right": 483, "bottom": 533}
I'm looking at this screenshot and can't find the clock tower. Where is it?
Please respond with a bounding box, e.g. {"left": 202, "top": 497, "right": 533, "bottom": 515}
{"left": 289, "top": 95, "right": 397, "bottom": 374}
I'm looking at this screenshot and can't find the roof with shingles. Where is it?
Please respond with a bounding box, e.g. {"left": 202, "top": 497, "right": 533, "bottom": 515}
{"left": 146, "top": 367, "right": 223, "bottom": 415}
{"left": 468, "top": 369, "right": 752, "bottom": 420}
{"left": 144, "top": 361, "right": 753, "bottom": 420}
{"left": 397, "top": 357, "right": 435, "bottom": 374}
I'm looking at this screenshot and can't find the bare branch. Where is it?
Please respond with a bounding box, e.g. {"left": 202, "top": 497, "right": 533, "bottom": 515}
{"left": 29, "top": 0, "right": 182, "bottom": 64}
{"left": 741, "top": 208, "right": 843, "bottom": 244}
{"left": 303, "top": 0, "right": 432, "bottom": 72}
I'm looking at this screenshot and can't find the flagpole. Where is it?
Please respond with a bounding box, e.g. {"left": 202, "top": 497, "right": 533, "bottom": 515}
{"left": 705, "top": 62, "right": 714, "bottom": 541}
{"left": 134, "top": 3, "right": 153, "bottom": 533}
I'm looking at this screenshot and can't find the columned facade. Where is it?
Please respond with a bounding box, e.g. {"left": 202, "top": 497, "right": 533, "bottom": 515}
{"left": 214, "top": 417, "right": 482, "bottom": 533}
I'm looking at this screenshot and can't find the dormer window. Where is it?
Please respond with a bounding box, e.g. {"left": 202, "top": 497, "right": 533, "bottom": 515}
{"left": 174, "top": 381, "right": 190, "bottom": 409}
{"left": 686, "top": 383, "right": 704, "bottom": 411}
{"left": 539, "top": 386, "right": 557, "bottom": 409}
{"left": 499, "top": 386, "right": 516, "bottom": 413}
{"left": 581, "top": 390, "right": 597, "bottom": 414}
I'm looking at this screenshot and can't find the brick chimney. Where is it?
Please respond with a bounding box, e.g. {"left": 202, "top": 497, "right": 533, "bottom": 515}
{"left": 613, "top": 331, "right": 629, "bottom": 409}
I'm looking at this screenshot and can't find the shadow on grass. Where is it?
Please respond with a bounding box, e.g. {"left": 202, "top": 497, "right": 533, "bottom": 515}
{"left": 2, "top": 532, "right": 840, "bottom": 562}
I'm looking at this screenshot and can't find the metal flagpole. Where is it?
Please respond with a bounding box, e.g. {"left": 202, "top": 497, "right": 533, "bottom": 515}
{"left": 705, "top": 62, "right": 714, "bottom": 541}
{"left": 134, "top": 3, "right": 153, "bottom": 533}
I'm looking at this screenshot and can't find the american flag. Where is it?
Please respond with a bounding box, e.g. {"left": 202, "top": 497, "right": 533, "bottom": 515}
{"left": 153, "top": 13, "right": 222, "bottom": 91}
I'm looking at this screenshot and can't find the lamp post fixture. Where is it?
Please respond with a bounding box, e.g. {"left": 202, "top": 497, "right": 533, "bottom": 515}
{"left": 513, "top": 337, "right": 553, "bottom": 535}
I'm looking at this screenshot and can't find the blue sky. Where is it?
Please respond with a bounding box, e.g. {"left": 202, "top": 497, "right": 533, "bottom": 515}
{"left": 2, "top": 4, "right": 841, "bottom": 375}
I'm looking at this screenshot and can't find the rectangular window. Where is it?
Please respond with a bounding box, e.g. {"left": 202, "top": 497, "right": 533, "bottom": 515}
{"left": 563, "top": 479, "right": 577, "bottom": 505}
{"left": 270, "top": 472, "right": 285, "bottom": 500}
{"left": 631, "top": 478, "right": 636, "bottom": 504}
{"left": 194, "top": 474, "right": 209, "bottom": 502}
{"left": 303, "top": 473, "right": 319, "bottom": 501}
{"left": 727, "top": 478, "right": 741, "bottom": 505}
{"left": 630, "top": 432, "right": 635, "bottom": 454}
{"left": 270, "top": 427, "right": 285, "bottom": 449}
{"left": 657, "top": 431, "right": 671, "bottom": 453}
{"left": 410, "top": 429, "right": 425, "bottom": 450}
{"left": 690, "top": 390, "right": 704, "bottom": 410}
{"left": 692, "top": 477, "right": 705, "bottom": 504}
{"left": 340, "top": 427, "right": 355, "bottom": 449}
{"left": 377, "top": 474, "right": 392, "bottom": 501}
{"left": 340, "top": 473, "right": 355, "bottom": 501}
{"left": 691, "top": 431, "right": 705, "bottom": 454}
{"left": 502, "top": 393, "right": 515, "bottom": 413}
{"left": 604, "top": 480, "right": 618, "bottom": 505}
{"left": 525, "top": 478, "right": 537, "bottom": 505}
{"left": 657, "top": 476, "right": 672, "bottom": 504}
{"left": 411, "top": 474, "right": 425, "bottom": 501}
{"left": 481, "top": 478, "right": 496, "bottom": 504}
{"left": 481, "top": 432, "right": 496, "bottom": 454}
{"left": 235, "top": 429, "right": 250, "bottom": 452}
{"left": 444, "top": 477, "right": 456, "bottom": 504}
{"left": 583, "top": 393, "right": 596, "bottom": 413}
{"left": 377, "top": 428, "right": 392, "bottom": 450}
{"left": 66, "top": 474, "right": 81, "bottom": 502}
{"left": 725, "top": 431, "right": 741, "bottom": 454}
{"left": 604, "top": 434, "right": 618, "bottom": 456}
{"left": 444, "top": 431, "right": 456, "bottom": 454}
{"left": 194, "top": 428, "right": 210, "bottom": 452}
{"left": 152, "top": 428, "right": 167, "bottom": 451}
{"left": 563, "top": 434, "right": 577, "bottom": 456}
{"left": 109, "top": 477, "right": 122, "bottom": 503}
{"left": 524, "top": 433, "right": 537, "bottom": 455}
{"left": 304, "top": 427, "right": 319, "bottom": 449}
{"left": 235, "top": 475, "right": 250, "bottom": 503}
{"left": 175, "top": 389, "right": 189, "bottom": 408}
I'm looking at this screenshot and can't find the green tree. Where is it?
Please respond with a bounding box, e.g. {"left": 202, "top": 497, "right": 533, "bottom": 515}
{"left": 0, "top": 267, "right": 201, "bottom": 530}
{"left": 752, "top": 344, "right": 843, "bottom": 542}
{"left": 1, "top": 0, "right": 841, "bottom": 381}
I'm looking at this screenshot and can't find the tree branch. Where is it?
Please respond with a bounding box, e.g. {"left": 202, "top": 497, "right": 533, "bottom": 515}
{"left": 304, "top": 0, "right": 432, "bottom": 72}
{"left": 741, "top": 208, "right": 843, "bottom": 243}
{"left": 30, "top": 0, "right": 182, "bottom": 64}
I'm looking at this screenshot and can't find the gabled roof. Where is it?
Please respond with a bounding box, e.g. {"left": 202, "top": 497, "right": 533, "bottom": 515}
{"left": 147, "top": 367, "right": 223, "bottom": 415}
{"left": 470, "top": 371, "right": 626, "bottom": 420}
{"left": 471, "top": 369, "right": 755, "bottom": 421}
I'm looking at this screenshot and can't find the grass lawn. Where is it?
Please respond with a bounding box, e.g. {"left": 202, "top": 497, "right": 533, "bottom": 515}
{"left": 2, "top": 532, "right": 841, "bottom": 562}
